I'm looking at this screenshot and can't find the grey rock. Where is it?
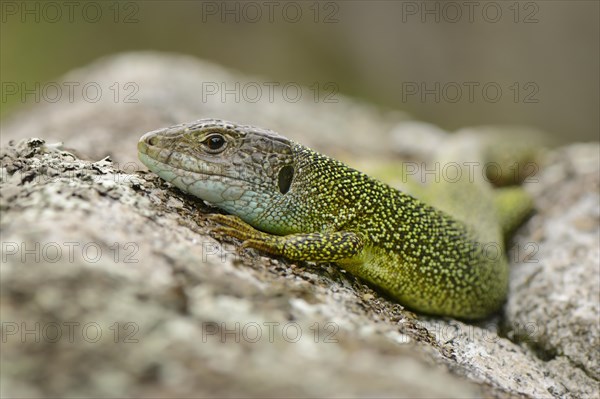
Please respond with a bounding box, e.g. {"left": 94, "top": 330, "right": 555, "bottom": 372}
{"left": 1, "top": 52, "right": 598, "bottom": 398}
{"left": 505, "top": 144, "right": 600, "bottom": 382}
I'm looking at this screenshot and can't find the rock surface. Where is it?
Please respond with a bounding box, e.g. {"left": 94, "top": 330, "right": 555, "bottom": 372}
{"left": 1, "top": 52, "right": 598, "bottom": 398}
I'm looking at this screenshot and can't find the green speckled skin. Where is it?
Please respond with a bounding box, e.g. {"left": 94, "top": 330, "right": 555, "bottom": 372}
{"left": 138, "top": 119, "right": 533, "bottom": 319}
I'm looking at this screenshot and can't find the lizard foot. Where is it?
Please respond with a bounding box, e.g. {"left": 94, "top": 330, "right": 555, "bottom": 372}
{"left": 208, "top": 214, "right": 285, "bottom": 256}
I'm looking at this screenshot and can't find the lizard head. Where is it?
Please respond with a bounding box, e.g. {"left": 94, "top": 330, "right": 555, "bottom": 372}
{"left": 138, "top": 119, "right": 297, "bottom": 228}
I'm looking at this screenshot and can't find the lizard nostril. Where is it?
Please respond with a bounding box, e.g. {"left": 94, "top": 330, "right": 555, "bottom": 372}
{"left": 148, "top": 136, "right": 159, "bottom": 146}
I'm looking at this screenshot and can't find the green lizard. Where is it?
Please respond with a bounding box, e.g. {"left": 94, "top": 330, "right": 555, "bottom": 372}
{"left": 138, "top": 119, "right": 533, "bottom": 319}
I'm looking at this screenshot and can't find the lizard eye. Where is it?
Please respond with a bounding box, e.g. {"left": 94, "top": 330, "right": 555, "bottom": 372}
{"left": 202, "top": 133, "right": 227, "bottom": 153}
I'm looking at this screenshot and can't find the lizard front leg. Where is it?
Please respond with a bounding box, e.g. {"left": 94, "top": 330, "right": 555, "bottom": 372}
{"left": 209, "top": 214, "right": 364, "bottom": 262}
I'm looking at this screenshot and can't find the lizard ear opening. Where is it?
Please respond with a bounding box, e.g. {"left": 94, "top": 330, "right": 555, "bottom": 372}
{"left": 278, "top": 165, "right": 294, "bottom": 194}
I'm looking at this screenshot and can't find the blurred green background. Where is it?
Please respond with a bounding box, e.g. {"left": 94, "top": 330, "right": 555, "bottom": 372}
{"left": 1, "top": 0, "right": 598, "bottom": 142}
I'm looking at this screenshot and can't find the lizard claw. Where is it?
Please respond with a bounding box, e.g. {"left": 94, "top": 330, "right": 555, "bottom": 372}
{"left": 207, "top": 214, "right": 247, "bottom": 229}
{"left": 210, "top": 226, "right": 250, "bottom": 242}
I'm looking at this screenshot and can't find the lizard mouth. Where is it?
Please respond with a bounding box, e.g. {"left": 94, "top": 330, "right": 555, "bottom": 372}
{"left": 138, "top": 151, "right": 257, "bottom": 204}
{"left": 138, "top": 144, "right": 274, "bottom": 196}
{"left": 138, "top": 151, "right": 227, "bottom": 183}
